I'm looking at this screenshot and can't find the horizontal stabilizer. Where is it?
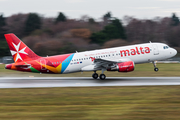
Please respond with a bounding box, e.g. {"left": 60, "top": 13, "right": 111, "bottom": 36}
{"left": 15, "top": 64, "right": 31, "bottom": 68}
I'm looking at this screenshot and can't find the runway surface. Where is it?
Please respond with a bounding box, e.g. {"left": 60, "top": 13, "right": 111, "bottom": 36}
{"left": 0, "top": 77, "right": 180, "bottom": 88}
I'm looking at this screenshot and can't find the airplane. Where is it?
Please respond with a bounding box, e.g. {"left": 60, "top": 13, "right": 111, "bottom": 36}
{"left": 5, "top": 33, "right": 177, "bottom": 80}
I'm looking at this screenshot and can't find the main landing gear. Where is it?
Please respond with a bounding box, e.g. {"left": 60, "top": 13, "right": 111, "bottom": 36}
{"left": 92, "top": 72, "right": 98, "bottom": 79}
{"left": 92, "top": 69, "right": 106, "bottom": 80}
{"left": 100, "top": 74, "right": 106, "bottom": 80}
{"left": 153, "top": 61, "right": 159, "bottom": 72}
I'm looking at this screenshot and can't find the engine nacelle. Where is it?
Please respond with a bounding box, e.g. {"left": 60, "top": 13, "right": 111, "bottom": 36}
{"left": 107, "top": 61, "right": 134, "bottom": 72}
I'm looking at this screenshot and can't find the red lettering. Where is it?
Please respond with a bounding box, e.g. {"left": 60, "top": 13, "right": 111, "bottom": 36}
{"left": 120, "top": 50, "right": 130, "bottom": 57}
{"left": 140, "top": 47, "right": 144, "bottom": 54}
{"left": 145, "top": 47, "right": 150, "bottom": 53}
{"left": 131, "top": 49, "right": 136, "bottom": 55}
{"left": 136, "top": 47, "right": 140, "bottom": 54}
{"left": 120, "top": 46, "right": 150, "bottom": 57}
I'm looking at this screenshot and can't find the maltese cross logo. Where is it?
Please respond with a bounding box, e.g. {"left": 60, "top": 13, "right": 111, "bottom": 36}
{"left": 10, "top": 42, "right": 28, "bottom": 62}
{"left": 90, "top": 57, "right": 95, "bottom": 62}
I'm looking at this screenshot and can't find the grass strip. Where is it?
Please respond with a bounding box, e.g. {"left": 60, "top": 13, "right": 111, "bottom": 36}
{"left": 0, "top": 86, "right": 180, "bottom": 119}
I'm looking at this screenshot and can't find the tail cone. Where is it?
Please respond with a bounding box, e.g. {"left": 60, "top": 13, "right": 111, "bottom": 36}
{"left": 5, "top": 64, "right": 12, "bottom": 69}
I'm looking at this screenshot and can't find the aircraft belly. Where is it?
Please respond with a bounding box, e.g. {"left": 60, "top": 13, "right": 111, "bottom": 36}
{"left": 129, "top": 53, "right": 154, "bottom": 64}
{"left": 62, "top": 61, "right": 91, "bottom": 73}
{"left": 63, "top": 65, "right": 80, "bottom": 73}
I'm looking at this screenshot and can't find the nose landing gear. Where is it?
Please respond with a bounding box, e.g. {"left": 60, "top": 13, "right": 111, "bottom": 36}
{"left": 153, "top": 61, "right": 159, "bottom": 72}
{"left": 154, "top": 67, "right": 159, "bottom": 72}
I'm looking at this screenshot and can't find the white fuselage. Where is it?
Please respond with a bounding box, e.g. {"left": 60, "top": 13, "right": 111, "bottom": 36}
{"left": 63, "top": 43, "right": 177, "bottom": 73}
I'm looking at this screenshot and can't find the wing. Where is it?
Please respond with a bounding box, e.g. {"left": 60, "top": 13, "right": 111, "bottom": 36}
{"left": 81, "top": 57, "right": 132, "bottom": 71}
{"left": 93, "top": 58, "right": 131, "bottom": 70}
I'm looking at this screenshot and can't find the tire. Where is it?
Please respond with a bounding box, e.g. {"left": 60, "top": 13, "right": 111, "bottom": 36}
{"left": 100, "top": 74, "right": 106, "bottom": 80}
{"left": 154, "top": 68, "right": 159, "bottom": 72}
{"left": 92, "top": 73, "right": 98, "bottom": 79}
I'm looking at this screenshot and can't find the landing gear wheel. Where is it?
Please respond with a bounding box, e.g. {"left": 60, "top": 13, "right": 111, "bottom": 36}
{"left": 153, "top": 61, "right": 159, "bottom": 72}
{"left": 100, "top": 74, "right": 106, "bottom": 80}
{"left": 154, "top": 68, "right": 159, "bottom": 72}
{"left": 92, "top": 73, "right": 98, "bottom": 79}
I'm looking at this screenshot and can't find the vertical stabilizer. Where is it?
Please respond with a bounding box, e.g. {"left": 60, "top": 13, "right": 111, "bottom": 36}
{"left": 4, "top": 33, "right": 40, "bottom": 63}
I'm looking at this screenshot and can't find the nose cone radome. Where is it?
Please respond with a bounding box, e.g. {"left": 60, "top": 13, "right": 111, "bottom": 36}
{"left": 5, "top": 64, "right": 12, "bottom": 69}
{"left": 171, "top": 48, "right": 177, "bottom": 57}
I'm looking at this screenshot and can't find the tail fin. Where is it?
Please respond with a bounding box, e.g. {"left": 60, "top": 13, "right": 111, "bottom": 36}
{"left": 5, "top": 33, "right": 40, "bottom": 63}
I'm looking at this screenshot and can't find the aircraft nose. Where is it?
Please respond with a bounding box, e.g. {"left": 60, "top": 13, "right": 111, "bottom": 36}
{"left": 171, "top": 48, "right": 177, "bottom": 57}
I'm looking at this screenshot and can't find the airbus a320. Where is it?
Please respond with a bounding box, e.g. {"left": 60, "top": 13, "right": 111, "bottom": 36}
{"left": 5, "top": 33, "right": 177, "bottom": 80}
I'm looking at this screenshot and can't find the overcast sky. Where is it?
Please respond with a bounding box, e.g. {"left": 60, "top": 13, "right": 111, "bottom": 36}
{"left": 0, "top": 0, "right": 180, "bottom": 19}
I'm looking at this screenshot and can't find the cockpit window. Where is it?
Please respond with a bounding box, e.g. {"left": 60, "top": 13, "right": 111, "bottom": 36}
{"left": 163, "top": 46, "right": 169, "bottom": 49}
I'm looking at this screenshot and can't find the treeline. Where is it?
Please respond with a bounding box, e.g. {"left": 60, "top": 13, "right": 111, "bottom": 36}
{"left": 0, "top": 12, "right": 180, "bottom": 57}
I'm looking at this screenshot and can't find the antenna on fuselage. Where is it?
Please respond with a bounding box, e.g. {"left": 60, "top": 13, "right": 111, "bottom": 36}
{"left": 149, "top": 41, "right": 152, "bottom": 43}
{"left": 76, "top": 51, "right": 78, "bottom": 53}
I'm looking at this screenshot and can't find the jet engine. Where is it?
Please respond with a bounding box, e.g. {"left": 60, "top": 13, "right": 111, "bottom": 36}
{"left": 107, "top": 61, "right": 134, "bottom": 72}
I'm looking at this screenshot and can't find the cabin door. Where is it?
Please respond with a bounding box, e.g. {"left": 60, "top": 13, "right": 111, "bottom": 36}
{"left": 40, "top": 59, "right": 46, "bottom": 70}
{"left": 153, "top": 45, "right": 159, "bottom": 55}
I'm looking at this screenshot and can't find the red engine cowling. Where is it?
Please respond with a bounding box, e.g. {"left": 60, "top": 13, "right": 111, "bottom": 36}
{"left": 107, "top": 61, "right": 134, "bottom": 72}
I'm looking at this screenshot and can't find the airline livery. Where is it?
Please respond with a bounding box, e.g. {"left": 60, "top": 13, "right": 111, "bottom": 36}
{"left": 5, "top": 33, "right": 177, "bottom": 80}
